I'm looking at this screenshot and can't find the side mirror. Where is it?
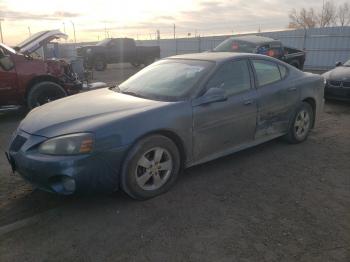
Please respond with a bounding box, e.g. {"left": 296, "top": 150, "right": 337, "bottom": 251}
{"left": 0, "top": 55, "right": 15, "bottom": 71}
{"left": 193, "top": 87, "right": 228, "bottom": 106}
{"left": 335, "top": 61, "right": 343, "bottom": 67}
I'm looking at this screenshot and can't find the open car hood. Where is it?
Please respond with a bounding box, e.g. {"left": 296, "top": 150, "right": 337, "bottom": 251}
{"left": 16, "top": 30, "right": 68, "bottom": 54}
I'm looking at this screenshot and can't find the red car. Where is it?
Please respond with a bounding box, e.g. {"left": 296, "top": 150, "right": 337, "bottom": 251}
{"left": 0, "top": 30, "right": 82, "bottom": 110}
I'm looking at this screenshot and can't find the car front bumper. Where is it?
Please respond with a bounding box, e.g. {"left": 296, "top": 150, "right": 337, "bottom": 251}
{"left": 7, "top": 130, "right": 129, "bottom": 195}
{"left": 325, "top": 86, "right": 350, "bottom": 101}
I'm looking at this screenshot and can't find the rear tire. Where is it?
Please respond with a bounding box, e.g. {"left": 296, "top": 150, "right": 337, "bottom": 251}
{"left": 121, "top": 135, "right": 180, "bottom": 200}
{"left": 131, "top": 62, "right": 141, "bottom": 68}
{"left": 285, "top": 102, "right": 314, "bottom": 144}
{"left": 27, "top": 81, "right": 67, "bottom": 110}
{"left": 290, "top": 60, "right": 301, "bottom": 70}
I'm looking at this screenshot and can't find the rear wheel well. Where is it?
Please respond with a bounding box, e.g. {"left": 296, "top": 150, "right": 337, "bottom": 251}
{"left": 302, "top": 98, "right": 316, "bottom": 127}
{"left": 25, "top": 76, "right": 64, "bottom": 100}
{"left": 290, "top": 59, "right": 301, "bottom": 69}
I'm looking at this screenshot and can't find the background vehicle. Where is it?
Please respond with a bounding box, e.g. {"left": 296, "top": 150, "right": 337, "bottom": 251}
{"left": 76, "top": 38, "right": 161, "bottom": 71}
{"left": 323, "top": 59, "right": 350, "bottom": 101}
{"left": 0, "top": 31, "right": 82, "bottom": 110}
{"left": 213, "top": 35, "right": 306, "bottom": 70}
{"left": 7, "top": 53, "right": 324, "bottom": 200}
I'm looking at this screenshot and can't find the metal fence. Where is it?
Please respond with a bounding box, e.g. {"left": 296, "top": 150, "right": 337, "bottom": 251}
{"left": 59, "top": 26, "right": 350, "bottom": 71}
{"left": 136, "top": 26, "right": 350, "bottom": 70}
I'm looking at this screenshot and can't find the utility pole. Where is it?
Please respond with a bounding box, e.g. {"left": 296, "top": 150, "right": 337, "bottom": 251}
{"left": 71, "top": 21, "right": 76, "bottom": 43}
{"left": 28, "top": 26, "right": 31, "bottom": 37}
{"left": 173, "top": 24, "right": 177, "bottom": 55}
{"left": 62, "top": 22, "right": 66, "bottom": 34}
{"left": 0, "top": 18, "right": 4, "bottom": 43}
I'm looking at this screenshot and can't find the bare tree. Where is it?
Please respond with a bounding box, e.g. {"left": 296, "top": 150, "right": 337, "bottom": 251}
{"left": 288, "top": 8, "right": 318, "bottom": 29}
{"left": 318, "top": 1, "right": 337, "bottom": 27}
{"left": 337, "top": 3, "right": 350, "bottom": 26}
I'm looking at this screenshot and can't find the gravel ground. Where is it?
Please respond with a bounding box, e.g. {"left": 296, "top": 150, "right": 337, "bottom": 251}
{"left": 0, "top": 65, "right": 349, "bottom": 262}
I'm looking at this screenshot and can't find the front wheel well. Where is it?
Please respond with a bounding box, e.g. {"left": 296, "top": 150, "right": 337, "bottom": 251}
{"left": 132, "top": 130, "right": 187, "bottom": 171}
{"left": 25, "top": 75, "right": 64, "bottom": 100}
{"left": 302, "top": 98, "right": 316, "bottom": 127}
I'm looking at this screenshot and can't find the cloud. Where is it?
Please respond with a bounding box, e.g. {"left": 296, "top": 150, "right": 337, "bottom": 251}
{"left": 0, "top": 7, "right": 81, "bottom": 21}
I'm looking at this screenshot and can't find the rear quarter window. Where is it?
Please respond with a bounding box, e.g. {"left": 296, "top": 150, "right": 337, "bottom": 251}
{"left": 278, "top": 64, "right": 288, "bottom": 79}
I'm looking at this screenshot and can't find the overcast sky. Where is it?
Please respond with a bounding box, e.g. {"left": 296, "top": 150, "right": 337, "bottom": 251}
{"left": 0, "top": 0, "right": 345, "bottom": 45}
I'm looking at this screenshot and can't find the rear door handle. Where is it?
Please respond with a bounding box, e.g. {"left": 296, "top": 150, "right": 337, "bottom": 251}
{"left": 288, "top": 87, "right": 297, "bottom": 92}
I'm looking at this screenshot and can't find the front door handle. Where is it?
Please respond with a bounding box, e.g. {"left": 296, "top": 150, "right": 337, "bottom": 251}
{"left": 288, "top": 87, "right": 297, "bottom": 92}
{"left": 243, "top": 100, "right": 253, "bottom": 105}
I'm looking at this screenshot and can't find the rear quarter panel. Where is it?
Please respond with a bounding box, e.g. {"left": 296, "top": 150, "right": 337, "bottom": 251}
{"left": 297, "top": 72, "right": 325, "bottom": 127}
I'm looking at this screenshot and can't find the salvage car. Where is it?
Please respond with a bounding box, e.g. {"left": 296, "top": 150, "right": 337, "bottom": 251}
{"left": 213, "top": 35, "right": 306, "bottom": 70}
{"left": 6, "top": 53, "right": 324, "bottom": 200}
{"left": 77, "top": 38, "right": 160, "bottom": 71}
{"left": 0, "top": 30, "right": 81, "bottom": 111}
{"left": 323, "top": 59, "right": 350, "bottom": 101}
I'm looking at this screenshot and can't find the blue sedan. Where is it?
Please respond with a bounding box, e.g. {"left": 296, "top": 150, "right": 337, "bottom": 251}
{"left": 6, "top": 53, "right": 324, "bottom": 200}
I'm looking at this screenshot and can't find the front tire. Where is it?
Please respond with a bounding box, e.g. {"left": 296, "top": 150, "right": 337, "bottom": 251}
{"left": 94, "top": 57, "right": 107, "bottom": 71}
{"left": 121, "top": 135, "right": 180, "bottom": 200}
{"left": 27, "top": 81, "right": 67, "bottom": 110}
{"left": 285, "top": 102, "right": 314, "bottom": 144}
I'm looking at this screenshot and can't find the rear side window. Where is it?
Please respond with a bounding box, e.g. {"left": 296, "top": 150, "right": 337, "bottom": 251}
{"left": 278, "top": 64, "right": 287, "bottom": 78}
{"left": 206, "top": 60, "right": 251, "bottom": 96}
{"left": 214, "top": 39, "right": 257, "bottom": 53}
{"left": 252, "top": 60, "right": 281, "bottom": 86}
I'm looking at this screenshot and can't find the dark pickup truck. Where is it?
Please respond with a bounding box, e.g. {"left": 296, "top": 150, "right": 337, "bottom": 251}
{"left": 77, "top": 38, "right": 161, "bottom": 71}
{"left": 213, "top": 35, "right": 306, "bottom": 70}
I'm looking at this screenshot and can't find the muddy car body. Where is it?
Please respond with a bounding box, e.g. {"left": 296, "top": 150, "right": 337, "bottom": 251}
{"left": 0, "top": 30, "right": 82, "bottom": 110}
{"left": 7, "top": 53, "right": 324, "bottom": 200}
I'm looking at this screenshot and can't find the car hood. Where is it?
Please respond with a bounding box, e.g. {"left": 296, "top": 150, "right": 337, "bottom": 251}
{"left": 19, "top": 88, "right": 169, "bottom": 137}
{"left": 323, "top": 66, "right": 350, "bottom": 81}
{"left": 16, "top": 30, "right": 68, "bottom": 54}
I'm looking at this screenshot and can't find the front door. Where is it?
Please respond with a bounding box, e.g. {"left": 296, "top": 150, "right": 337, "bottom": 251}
{"left": 192, "top": 59, "right": 258, "bottom": 162}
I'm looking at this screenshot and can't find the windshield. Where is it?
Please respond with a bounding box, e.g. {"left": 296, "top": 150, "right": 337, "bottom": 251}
{"left": 97, "top": 39, "right": 111, "bottom": 46}
{"left": 344, "top": 60, "right": 350, "bottom": 66}
{"left": 213, "top": 39, "right": 257, "bottom": 53}
{"left": 118, "top": 59, "right": 214, "bottom": 101}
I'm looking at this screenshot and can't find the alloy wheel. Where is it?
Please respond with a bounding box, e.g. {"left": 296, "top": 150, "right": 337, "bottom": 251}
{"left": 135, "top": 147, "right": 173, "bottom": 191}
{"left": 294, "top": 110, "right": 311, "bottom": 139}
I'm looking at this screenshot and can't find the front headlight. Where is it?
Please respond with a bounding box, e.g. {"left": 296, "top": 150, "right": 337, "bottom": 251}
{"left": 38, "top": 133, "right": 94, "bottom": 155}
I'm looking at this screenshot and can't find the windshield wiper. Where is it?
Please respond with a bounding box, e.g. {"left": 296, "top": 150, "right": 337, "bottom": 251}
{"left": 110, "top": 86, "right": 121, "bottom": 92}
{"left": 121, "top": 90, "right": 144, "bottom": 98}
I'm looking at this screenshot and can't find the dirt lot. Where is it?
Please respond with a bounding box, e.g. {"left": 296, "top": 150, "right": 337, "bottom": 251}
{"left": 0, "top": 64, "right": 349, "bottom": 262}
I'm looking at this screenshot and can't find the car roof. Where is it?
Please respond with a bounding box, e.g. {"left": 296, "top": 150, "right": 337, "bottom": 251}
{"left": 167, "top": 52, "right": 272, "bottom": 63}
{"left": 228, "top": 35, "right": 280, "bottom": 45}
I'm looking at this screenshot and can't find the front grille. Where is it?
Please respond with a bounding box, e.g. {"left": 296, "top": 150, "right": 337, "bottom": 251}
{"left": 329, "top": 81, "right": 350, "bottom": 88}
{"left": 10, "top": 135, "right": 27, "bottom": 152}
{"left": 330, "top": 81, "right": 341, "bottom": 87}
{"left": 343, "top": 82, "right": 350, "bottom": 88}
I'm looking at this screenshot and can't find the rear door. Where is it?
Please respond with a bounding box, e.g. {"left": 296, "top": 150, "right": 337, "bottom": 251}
{"left": 192, "top": 59, "right": 258, "bottom": 162}
{"left": 0, "top": 49, "right": 17, "bottom": 106}
{"left": 251, "top": 59, "right": 299, "bottom": 138}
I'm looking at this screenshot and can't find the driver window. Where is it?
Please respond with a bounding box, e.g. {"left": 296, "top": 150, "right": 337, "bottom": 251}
{"left": 206, "top": 60, "right": 251, "bottom": 96}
